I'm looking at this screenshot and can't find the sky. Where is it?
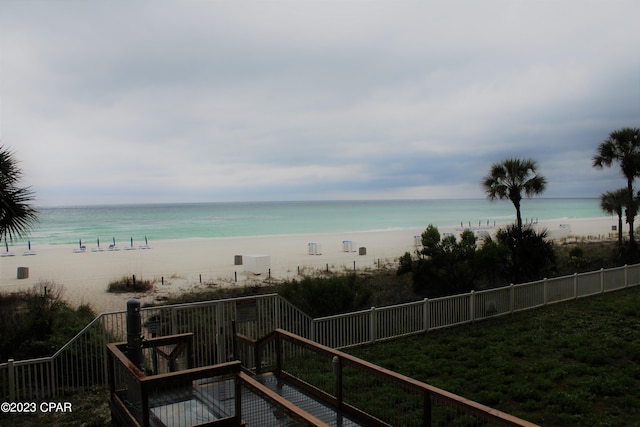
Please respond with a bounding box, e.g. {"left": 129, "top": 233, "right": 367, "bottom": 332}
{"left": 1, "top": 0, "right": 639, "bottom": 207}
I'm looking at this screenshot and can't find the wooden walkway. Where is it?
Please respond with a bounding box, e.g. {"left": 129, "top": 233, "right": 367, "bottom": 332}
{"left": 149, "top": 373, "right": 364, "bottom": 426}
{"left": 249, "top": 373, "right": 363, "bottom": 426}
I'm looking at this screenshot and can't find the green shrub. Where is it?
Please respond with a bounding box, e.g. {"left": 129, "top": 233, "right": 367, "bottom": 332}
{"left": 279, "top": 274, "right": 372, "bottom": 317}
{"left": 0, "top": 283, "right": 96, "bottom": 361}
{"left": 107, "top": 275, "right": 154, "bottom": 293}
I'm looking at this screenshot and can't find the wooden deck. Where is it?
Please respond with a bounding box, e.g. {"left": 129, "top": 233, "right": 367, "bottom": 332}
{"left": 249, "top": 373, "right": 363, "bottom": 426}
{"left": 141, "top": 373, "right": 364, "bottom": 426}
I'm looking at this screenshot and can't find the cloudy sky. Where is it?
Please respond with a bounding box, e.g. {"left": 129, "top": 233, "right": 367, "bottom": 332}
{"left": 1, "top": 0, "right": 639, "bottom": 206}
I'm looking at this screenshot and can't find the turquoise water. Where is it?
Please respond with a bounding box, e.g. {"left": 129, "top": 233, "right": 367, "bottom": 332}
{"left": 16, "top": 198, "right": 605, "bottom": 246}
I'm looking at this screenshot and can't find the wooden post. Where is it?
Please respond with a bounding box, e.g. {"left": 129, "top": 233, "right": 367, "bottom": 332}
{"left": 141, "top": 381, "right": 150, "bottom": 427}
{"left": 276, "top": 334, "right": 283, "bottom": 374}
{"left": 423, "top": 391, "right": 432, "bottom": 427}
{"left": 333, "top": 356, "right": 343, "bottom": 409}
{"left": 235, "top": 371, "right": 242, "bottom": 424}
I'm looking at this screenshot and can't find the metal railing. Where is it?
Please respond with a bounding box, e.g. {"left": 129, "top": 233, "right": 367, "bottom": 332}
{"left": 310, "top": 264, "right": 640, "bottom": 348}
{"left": 107, "top": 333, "right": 331, "bottom": 426}
{"left": 1, "top": 294, "right": 311, "bottom": 400}
{"left": 2, "top": 264, "right": 640, "bottom": 400}
{"left": 235, "top": 328, "right": 539, "bottom": 427}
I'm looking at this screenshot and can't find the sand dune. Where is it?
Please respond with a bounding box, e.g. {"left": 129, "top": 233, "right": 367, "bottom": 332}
{"left": 0, "top": 217, "right": 619, "bottom": 313}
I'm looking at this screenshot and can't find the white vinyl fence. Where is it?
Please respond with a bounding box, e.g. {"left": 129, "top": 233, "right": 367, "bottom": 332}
{"left": 2, "top": 264, "right": 640, "bottom": 400}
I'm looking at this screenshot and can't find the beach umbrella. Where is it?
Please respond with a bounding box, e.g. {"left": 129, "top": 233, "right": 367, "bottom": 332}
{"left": 79, "top": 239, "right": 82, "bottom": 248}
{"left": 5, "top": 241, "right": 8, "bottom": 252}
{"left": 97, "top": 238, "right": 100, "bottom": 248}
{"left": 113, "top": 237, "right": 116, "bottom": 246}
{"left": 130, "top": 236, "right": 133, "bottom": 247}
{"left": 28, "top": 240, "right": 31, "bottom": 250}
{"left": 145, "top": 236, "right": 148, "bottom": 246}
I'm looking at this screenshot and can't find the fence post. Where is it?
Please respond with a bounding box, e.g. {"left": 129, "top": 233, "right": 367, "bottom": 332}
{"left": 216, "top": 303, "right": 225, "bottom": 364}
{"left": 469, "top": 291, "right": 475, "bottom": 323}
{"left": 574, "top": 273, "right": 578, "bottom": 299}
{"left": 509, "top": 284, "right": 514, "bottom": 314}
{"left": 625, "top": 264, "right": 629, "bottom": 288}
{"left": 423, "top": 298, "right": 430, "bottom": 332}
{"left": 274, "top": 295, "right": 281, "bottom": 329}
{"left": 8, "top": 359, "right": 15, "bottom": 401}
{"left": 544, "top": 278, "right": 548, "bottom": 306}
{"left": 310, "top": 319, "right": 316, "bottom": 343}
{"left": 49, "top": 357, "right": 56, "bottom": 399}
{"left": 370, "top": 307, "right": 376, "bottom": 344}
{"left": 100, "top": 315, "right": 109, "bottom": 392}
{"left": 600, "top": 268, "right": 605, "bottom": 294}
{"left": 171, "top": 308, "right": 178, "bottom": 335}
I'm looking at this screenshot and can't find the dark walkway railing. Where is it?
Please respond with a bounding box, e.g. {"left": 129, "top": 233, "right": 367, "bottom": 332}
{"left": 107, "top": 333, "right": 331, "bottom": 426}
{"left": 234, "top": 327, "right": 539, "bottom": 427}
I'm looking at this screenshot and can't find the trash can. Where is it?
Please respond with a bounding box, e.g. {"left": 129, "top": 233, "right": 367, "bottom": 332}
{"left": 17, "top": 267, "right": 29, "bottom": 280}
{"left": 234, "top": 255, "right": 243, "bottom": 265}
{"left": 359, "top": 247, "right": 366, "bottom": 255}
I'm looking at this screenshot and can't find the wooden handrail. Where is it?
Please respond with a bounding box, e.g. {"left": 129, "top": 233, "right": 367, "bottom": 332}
{"left": 250, "top": 328, "right": 539, "bottom": 427}
{"left": 238, "top": 371, "right": 330, "bottom": 427}
{"left": 141, "top": 361, "right": 241, "bottom": 388}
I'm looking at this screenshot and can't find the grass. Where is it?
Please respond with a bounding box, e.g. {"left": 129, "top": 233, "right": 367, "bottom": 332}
{"left": 4, "top": 240, "right": 635, "bottom": 425}
{"left": 106, "top": 275, "right": 154, "bottom": 293}
{"left": 347, "top": 286, "right": 640, "bottom": 426}
{"left": 4, "top": 282, "right": 639, "bottom": 426}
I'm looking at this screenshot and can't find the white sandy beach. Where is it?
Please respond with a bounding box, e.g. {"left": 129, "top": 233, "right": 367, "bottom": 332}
{"left": 0, "top": 217, "right": 619, "bottom": 314}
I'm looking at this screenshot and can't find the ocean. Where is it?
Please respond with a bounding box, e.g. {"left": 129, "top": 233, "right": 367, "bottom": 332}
{"left": 15, "top": 198, "right": 606, "bottom": 246}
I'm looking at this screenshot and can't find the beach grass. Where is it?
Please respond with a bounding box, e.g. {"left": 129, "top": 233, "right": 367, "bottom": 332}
{"left": 106, "top": 275, "right": 155, "bottom": 293}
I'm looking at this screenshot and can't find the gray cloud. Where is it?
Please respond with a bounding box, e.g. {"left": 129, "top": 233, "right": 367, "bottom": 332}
{"left": 1, "top": 0, "right": 639, "bottom": 206}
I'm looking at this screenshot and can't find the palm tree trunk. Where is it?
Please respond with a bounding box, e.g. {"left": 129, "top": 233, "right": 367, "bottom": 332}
{"left": 514, "top": 201, "right": 523, "bottom": 231}
{"left": 627, "top": 179, "right": 636, "bottom": 248}
{"left": 618, "top": 213, "right": 623, "bottom": 244}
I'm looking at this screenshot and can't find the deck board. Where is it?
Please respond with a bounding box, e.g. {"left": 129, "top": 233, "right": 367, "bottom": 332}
{"left": 126, "top": 373, "right": 365, "bottom": 426}
{"left": 252, "top": 374, "right": 363, "bottom": 426}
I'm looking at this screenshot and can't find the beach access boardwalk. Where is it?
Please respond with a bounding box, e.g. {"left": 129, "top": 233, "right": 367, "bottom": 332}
{"left": 107, "top": 329, "right": 537, "bottom": 427}
{"left": 250, "top": 374, "right": 362, "bottom": 426}
{"left": 4, "top": 263, "right": 640, "bottom": 424}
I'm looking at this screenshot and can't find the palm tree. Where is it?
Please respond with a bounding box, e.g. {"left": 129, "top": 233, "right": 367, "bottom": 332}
{"left": 599, "top": 188, "right": 630, "bottom": 244}
{"left": 482, "top": 158, "right": 547, "bottom": 231}
{"left": 0, "top": 145, "right": 38, "bottom": 245}
{"left": 593, "top": 127, "right": 640, "bottom": 248}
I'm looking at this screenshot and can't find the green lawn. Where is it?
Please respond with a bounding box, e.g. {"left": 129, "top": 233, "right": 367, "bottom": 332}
{"left": 4, "top": 286, "right": 640, "bottom": 426}
{"left": 347, "top": 287, "right": 640, "bottom": 426}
